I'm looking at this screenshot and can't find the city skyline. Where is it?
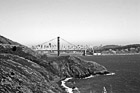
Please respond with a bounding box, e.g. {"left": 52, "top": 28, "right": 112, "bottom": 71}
{"left": 0, "top": 0, "right": 140, "bottom": 46}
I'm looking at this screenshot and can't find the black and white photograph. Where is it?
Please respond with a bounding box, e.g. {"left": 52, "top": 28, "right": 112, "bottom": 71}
{"left": 0, "top": 0, "right": 140, "bottom": 93}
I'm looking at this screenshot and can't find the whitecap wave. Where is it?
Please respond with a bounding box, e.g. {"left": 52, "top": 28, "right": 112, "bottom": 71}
{"left": 106, "top": 72, "right": 115, "bottom": 76}
{"left": 61, "top": 78, "right": 73, "bottom": 93}
{"left": 84, "top": 75, "right": 95, "bottom": 79}
{"left": 61, "top": 72, "right": 115, "bottom": 93}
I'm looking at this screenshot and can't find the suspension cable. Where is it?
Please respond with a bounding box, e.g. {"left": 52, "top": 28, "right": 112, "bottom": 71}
{"left": 40, "top": 37, "right": 57, "bottom": 45}
{"left": 60, "top": 38, "right": 77, "bottom": 47}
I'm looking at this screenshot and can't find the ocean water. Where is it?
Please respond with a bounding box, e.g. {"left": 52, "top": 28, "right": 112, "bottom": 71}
{"left": 64, "top": 55, "right": 140, "bottom": 93}
{"left": 62, "top": 72, "right": 115, "bottom": 93}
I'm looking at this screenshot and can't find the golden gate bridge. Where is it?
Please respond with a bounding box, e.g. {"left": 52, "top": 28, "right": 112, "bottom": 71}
{"left": 31, "top": 37, "right": 91, "bottom": 56}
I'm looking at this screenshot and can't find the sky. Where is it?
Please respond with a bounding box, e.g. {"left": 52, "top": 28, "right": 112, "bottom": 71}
{"left": 0, "top": 0, "right": 140, "bottom": 46}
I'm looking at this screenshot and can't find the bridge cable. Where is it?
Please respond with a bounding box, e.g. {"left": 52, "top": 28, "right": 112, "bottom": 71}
{"left": 60, "top": 38, "right": 77, "bottom": 47}
{"left": 38, "top": 37, "right": 57, "bottom": 45}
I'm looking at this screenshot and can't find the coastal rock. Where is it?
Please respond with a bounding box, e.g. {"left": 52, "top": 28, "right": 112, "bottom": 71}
{"left": 47, "top": 56, "right": 107, "bottom": 78}
{"left": 0, "top": 35, "right": 108, "bottom": 93}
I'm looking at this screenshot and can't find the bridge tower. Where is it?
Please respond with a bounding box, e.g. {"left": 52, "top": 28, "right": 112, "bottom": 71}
{"left": 57, "top": 36, "right": 60, "bottom": 56}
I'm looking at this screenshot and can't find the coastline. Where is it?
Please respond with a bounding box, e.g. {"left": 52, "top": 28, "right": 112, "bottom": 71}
{"left": 61, "top": 77, "right": 73, "bottom": 93}
{"left": 60, "top": 72, "right": 115, "bottom": 93}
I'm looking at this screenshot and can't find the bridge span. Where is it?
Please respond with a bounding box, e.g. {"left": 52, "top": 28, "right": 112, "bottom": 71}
{"left": 32, "top": 37, "right": 90, "bottom": 56}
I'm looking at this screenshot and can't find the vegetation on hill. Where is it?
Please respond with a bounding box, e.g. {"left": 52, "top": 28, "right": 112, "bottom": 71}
{"left": 0, "top": 35, "right": 108, "bottom": 93}
{"left": 93, "top": 44, "right": 140, "bottom": 55}
{"left": 0, "top": 35, "right": 20, "bottom": 45}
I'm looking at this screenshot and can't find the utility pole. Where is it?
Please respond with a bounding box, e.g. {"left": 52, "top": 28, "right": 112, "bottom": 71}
{"left": 57, "top": 36, "right": 60, "bottom": 56}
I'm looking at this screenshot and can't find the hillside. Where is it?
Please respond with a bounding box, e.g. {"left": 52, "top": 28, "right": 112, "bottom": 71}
{"left": 101, "top": 44, "right": 140, "bottom": 50}
{"left": 93, "top": 44, "right": 140, "bottom": 54}
{"left": 0, "top": 35, "right": 108, "bottom": 93}
{"left": 101, "top": 45, "right": 120, "bottom": 50}
{"left": 0, "top": 35, "right": 20, "bottom": 45}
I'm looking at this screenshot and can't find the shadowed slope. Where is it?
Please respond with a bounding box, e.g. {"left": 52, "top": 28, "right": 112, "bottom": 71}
{"left": 0, "top": 35, "right": 108, "bottom": 93}
{"left": 0, "top": 35, "right": 20, "bottom": 45}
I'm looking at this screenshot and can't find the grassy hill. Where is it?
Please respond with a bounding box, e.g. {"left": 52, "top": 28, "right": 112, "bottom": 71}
{"left": 0, "top": 35, "right": 108, "bottom": 93}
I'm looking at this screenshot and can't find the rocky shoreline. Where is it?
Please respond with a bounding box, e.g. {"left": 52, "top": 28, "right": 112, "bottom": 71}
{"left": 61, "top": 72, "right": 115, "bottom": 93}
{"left": 61, "top": 78, "right": 73, "bottom": 93}
{"left": 0, "top": 35, "right": 110, "bottom": 93}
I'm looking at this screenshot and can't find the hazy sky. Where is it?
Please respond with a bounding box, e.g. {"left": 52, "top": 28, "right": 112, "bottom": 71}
{"left": 0, "top": 0, "right": 140, "bottom": 46}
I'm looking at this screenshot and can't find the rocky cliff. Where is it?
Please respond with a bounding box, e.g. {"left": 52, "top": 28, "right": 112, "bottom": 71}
{"left": 0, "top": 35, "right": 108, "bottom": 93}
